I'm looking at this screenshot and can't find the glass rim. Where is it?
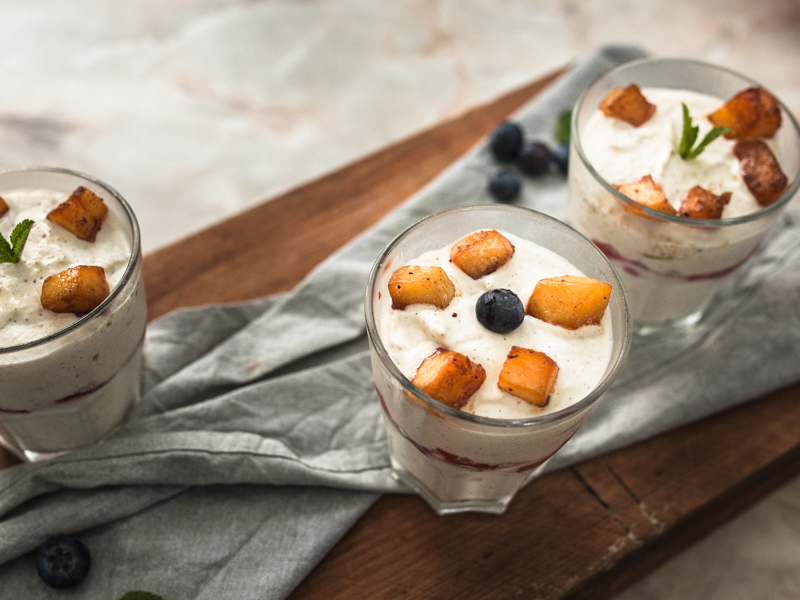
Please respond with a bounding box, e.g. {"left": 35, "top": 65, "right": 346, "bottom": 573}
{"left": 364, "top": 204, "right": 632, "bottom": 429}
{"left": 572, "top": 56, "right": 800, "bottom": 227}
{"left": 0, "top": 167, "right": 141, "bottom": 354}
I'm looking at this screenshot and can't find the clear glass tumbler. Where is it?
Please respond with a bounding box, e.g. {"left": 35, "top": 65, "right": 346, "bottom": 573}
{"left": 569, "top": 58, "right": 800, "bottom": 334}
{"left": 365, "top": 205, "right": 631, "bottom": 514}
{"left": 0, "top": 168, "right": 147, "bottom": 460}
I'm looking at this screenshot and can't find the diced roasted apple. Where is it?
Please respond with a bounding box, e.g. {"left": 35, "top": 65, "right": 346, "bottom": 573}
{"left": 0, "top": 196, "right": 8, "bottom": 218}
{"left": 497, "top": 346, "right": 558, "bottom": 407}
{"left": 615, "top": 175, "right": 677, "bottom": 216}
{"left": 388, "top": 265, "right": 456, "bottom": 310}
{"left": 677, "top": 186, "right": 732, "bottom": 219}
{"left": 449, "top": 230, "right": 515, "bottom": 280}
{"left": 41, "top": 266, "right": 110, "bottom": 314}
{"left": 47, "top": 186, "right": 109, "bottom": 242}
{"left": 599, "top": 84, "right": 656, "bottom": 127}
{"left": 411, "top": 349, "right": 486, "bottom": 410}
{"left": 526, "top": 275, "right": 612, "bottom": 330}
{"left": 707, "top": 87, "right": 782, "bottom": 140}
{"left": 734, "top": 140, "right": 788, "bottom": 206}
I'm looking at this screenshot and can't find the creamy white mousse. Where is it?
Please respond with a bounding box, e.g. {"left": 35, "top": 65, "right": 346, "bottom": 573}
{"left": 0, "top": 189, "right": 130, "bottom": 347}
{"left": 381, "top": 231, "right": 614, "bottom": 419}
{"left": 582, "top": 88, "right": 763, "bottom": 217}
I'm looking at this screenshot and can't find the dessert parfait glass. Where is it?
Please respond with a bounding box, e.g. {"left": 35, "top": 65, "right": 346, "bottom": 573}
{"left": 569, "top": 58, "right": 800, "bottom": 334}
{"left": 365, "top": 205, "right": 631, "bottom": 515}
{"left": 0, "top": 168, "right": 147, "bottom": 460}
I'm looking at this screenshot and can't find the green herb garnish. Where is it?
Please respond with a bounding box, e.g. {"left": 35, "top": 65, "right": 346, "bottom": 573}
{"left": 0, "top": 219, "right": 34, "bottom": 264}
{"left": 678, "top": 103, "right": 730, "bottom": 160}
{"left": 555, "top": 109, "right": 572, "bottom": 145}
{"left": 119, "top": 592, "right": 166, "bottom": 600}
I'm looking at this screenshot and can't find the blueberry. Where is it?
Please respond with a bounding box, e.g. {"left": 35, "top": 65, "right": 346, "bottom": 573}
{"left": 488, "top": 170, "right": 522, "bottom": 202}
{"left": 36, "top": 536, "right": 91, "bottom": 589}
{"left": 552, "top": 142, "right": 569, "bottom": 175}
{"left": 517, "top": 141, "right": 552, "bottom": 176}
{"left": 489, "top": 121, "right": 524, "bottom": 162}
{"left": 475, "top": 289, "right": 525, "bottom": 334}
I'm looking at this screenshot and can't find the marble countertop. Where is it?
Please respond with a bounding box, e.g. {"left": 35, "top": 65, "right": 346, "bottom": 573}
{"left": 1, "top": 1, "right": 799, "bottom": 598}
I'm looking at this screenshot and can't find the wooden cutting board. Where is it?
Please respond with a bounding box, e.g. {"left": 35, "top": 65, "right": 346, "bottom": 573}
{"left": 4, "top": 68, "right": 800, "bottom": 599}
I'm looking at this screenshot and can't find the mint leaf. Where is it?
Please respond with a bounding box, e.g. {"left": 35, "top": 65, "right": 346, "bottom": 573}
{"left": 9, "top": 219, "right": 33, "bottom": 263}
{"left": 0, "top": 234, "right": 12, "bottom": 263}
{"left": 555, "top": 109, "right": 572, "bottom": 145}
{"left": 678, "top": 103, "right": 699, "bottom": 159}
{"left": 685, "top": 126, "right": 732, "bottom": 160}
{"left": 678, "top": 103, "right": 730, "bottom": 160}
{"left": 0, "top": 219, "right": 33, "bottom": 264}
{"left": 119, "top": 592, "right": 166, "bottom": 600}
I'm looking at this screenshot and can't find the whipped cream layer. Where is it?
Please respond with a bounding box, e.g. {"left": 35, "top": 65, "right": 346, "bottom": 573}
{"left": 381, "top": 231, "right": 614, "bottom": 420}
{"left": 582, "top": 88, "right": 764, "bottom": 218}
{"left": 0, "top": 189, "right": 131, "bottom": 348}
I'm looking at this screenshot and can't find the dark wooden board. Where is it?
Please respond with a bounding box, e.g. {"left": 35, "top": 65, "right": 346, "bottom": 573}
{"left": 4, "top": 67, "right": 800, "bottom": 598}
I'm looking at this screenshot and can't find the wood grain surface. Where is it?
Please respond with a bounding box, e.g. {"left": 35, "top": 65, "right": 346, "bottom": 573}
{"left": 4, "top": 67, "right": 800, "bottom": 599}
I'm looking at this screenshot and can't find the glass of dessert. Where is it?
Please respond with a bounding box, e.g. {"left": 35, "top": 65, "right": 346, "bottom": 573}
{"left": 569, "top": 58, "right": 800, "bottom": 334}
{"left": 0, "top": 168, "right": 147, "bottom": 460}
{"left": 365, "top": 205, "right": 631, "bottom": 514}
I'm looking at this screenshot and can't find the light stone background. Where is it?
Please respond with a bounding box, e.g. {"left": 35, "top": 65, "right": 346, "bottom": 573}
{"left": 1, "top": 0, "right": 799, "bottom": 597}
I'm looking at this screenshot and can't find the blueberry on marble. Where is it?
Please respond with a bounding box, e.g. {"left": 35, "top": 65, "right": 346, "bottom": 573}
{"left": 552, "top": 142, "right": 569, "bottom": 175}
{"left": 488, "top": 170, "right": 522, "bottom": 202}
{"left": 36, "top": 536, "right": 91, "bottom": 589}
{"left": 518, "top": 141, "right": 552, "bottom": 176}
{"left": 475, "top": 289, "right": 525, "bottom": 334}
{"left": 489, "top": 121, "right": 524, "bottom": 162}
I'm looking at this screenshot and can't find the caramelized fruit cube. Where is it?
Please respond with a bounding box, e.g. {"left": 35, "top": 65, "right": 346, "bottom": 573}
{"left": 708, "top": 87, "right": 782, "bottom": 140}
{"left": 0, "top": 196, "right": 8, "bottom": 218}
{"left": 734, "top": 140, "right": 788, "bottom": 206}
{"left": 412, "top": 349, "right": 486, "bottom": 410}
{"left": 526, "top": 275, "right": 612, "bottom": 330}
{"left": 388, "top": 266, "right": 455, "bottom": 310}
{"left": 615, "top": 175, "right": 677, "bottom": 216}
{"left": 450, "top": 230, "right": 515, "bottom": 280}
{"left": 498, "top": 346, "right": 559, "bottom": 407}
{"left": 41, "top": 266, "right": 110, "bottom": 314}
{"left": 677, "top": 186, "right": 732, "bottom": 219}
{"left": 47, "top": 186, "right": 109, "bottom": 242}
{"left": 599, "top": 84, "right": 656, "bottom": 127}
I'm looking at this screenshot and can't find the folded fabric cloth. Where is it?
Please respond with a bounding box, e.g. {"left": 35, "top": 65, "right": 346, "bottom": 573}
{"left": 2, "top": 44, "right": 800, "bottom": 599}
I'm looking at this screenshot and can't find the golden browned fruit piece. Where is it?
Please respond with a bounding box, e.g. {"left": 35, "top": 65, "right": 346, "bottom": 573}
{"left": 526, "top": 275, "right": 612, "bottom": 330}
{"left": 388, "top": 265, "right": 455, "bottom": 310}
{"left": 47, "top": 186, "right": 109, "bottom": 242}
{"left": 41, "top": 266, "right": 110, "bottom": 314}
{"left": 708, "top": 87, "right": 782, "bottom": 140}
{"left": 734, "top": 140, "right": 789, "bottom": 206}
{"left": 677, "top": 186, "right": 732, "bottom": 219}
{"left": 411, "top": 349, "right": 486, "bottom": 410}
{"left": 497, "top": 346, "right": 559, "bottom": 407}
{"left": 0, "top": 196, "right": 8, "bottom": 218}
{"left": 615, "top": 175, "right": 677, "bottom": 216}
{"left": 449, "top": 230, "right": 515, "bottom": 280}
{"left": 599, "top": 84, "right": 656, "bottom": 127}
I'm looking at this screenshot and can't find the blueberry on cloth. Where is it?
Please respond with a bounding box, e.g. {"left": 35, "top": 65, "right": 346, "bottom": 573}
{"left": 518, "top": 141, "right": 552, "bottom": 176}
{"left": 489, "top": 121, "right": 524, "bottom": 162}
{"left": 552, "top": 142, "right": 569, "bottom": 175}
{"left": 475, "top": 289, "right": 525, "bottom": 334}
{"left": 36, "top": 535, "right": 91, "bottom": 589}
{"left": 488, "top": 170, "right": 522, "bottom": 203}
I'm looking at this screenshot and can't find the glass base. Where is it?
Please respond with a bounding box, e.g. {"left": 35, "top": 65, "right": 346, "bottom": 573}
{"left": 390, "top": 459, "right": 513, "bottom": 515}
{"left": 634, "top": 310, "right": 703, "bottom": 337}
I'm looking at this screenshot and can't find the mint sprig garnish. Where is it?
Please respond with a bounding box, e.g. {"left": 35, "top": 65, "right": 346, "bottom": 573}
{"left": 0, "top": 219, "right": 34, "bottom": 264}
{"left": 555, "top": 109, "right": 572, "bottom": 145}
{"left": 119, "top": 592, "right": 166, "bottom": 600}
{"left": 678, "top": 102, "right": 730, "bottom": 160}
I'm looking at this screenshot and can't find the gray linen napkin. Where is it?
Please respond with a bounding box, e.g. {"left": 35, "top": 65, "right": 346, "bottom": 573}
{"left": 2, "top": 44, "right": 799, "bottom": 599}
